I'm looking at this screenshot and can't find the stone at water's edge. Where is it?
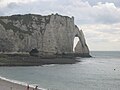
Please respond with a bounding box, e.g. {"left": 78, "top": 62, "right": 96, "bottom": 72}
{"left": 0, "top": 13, "right": 90, "bottom": 57}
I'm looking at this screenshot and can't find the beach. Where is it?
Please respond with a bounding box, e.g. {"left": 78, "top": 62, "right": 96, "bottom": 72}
{"left": 0, "top": 77, "right": 45, "bottom": 90}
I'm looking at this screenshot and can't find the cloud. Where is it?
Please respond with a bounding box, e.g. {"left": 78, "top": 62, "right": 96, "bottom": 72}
{"left": 81, "top": 23, "right": 120, "bottom": 41}
{"left": 1, "top": 0, "right": 120, "bottom": 24}
{"left": 0, "top": 0, "right": 37, "bottom": 8}
{"left": 80, "top": 23, "right": 120, "bottom": 51}
{"left": 82, "top": 0, "right": 120, "bottom": 7}
{"left": 91, "top": 2, "right": 120, "bottom": 24}
{"left": 1, "top": 0, "right": 120, "bottom": 25}
{"left": 69, "top": 2, "right": 120, "bottom": 25}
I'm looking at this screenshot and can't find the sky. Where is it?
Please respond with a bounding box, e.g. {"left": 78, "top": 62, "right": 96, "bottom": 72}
{"left": 0, "top": 0, "right": 120, "bottom": 51}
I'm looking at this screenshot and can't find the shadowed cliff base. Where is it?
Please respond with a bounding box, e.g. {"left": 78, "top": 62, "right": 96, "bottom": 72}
{"left": 0, "top": 54, "right": 80, "bottom": 66}
{"left": 0, "top": 53, "right": 92, "bottom": 66}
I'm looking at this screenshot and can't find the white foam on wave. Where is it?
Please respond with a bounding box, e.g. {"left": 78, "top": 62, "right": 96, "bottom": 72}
{"left": 0, "top": 76, "right": 47, "bottom": 90}
{"left": 42, "top": 64, "right": 55, "bottom": 67}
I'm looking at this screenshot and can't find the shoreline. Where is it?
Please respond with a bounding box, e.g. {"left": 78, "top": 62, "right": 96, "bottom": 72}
{"left": 0, "top": 54, "right": 81, "bottom": 66}
{"left": 0, "top": 76, "right": 46, "bottom": 90}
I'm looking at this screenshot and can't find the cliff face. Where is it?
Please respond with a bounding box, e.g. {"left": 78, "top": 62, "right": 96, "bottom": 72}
{"left": 0, "top": 14, "right": 90, "bottom": 57}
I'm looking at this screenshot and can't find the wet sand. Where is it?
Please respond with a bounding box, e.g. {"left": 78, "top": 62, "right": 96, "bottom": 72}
{"left": 0, "top": 78, "right": 45, "bottom": 90}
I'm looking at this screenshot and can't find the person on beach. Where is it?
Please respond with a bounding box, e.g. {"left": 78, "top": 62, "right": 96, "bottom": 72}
{"left": 10, "top": 87, "right": 12, "bottom": 90}
{"left": 27, "top": 85, "right": 29, "bottom": 90}
{"left": 35, "top": 86, "right": 38, "bottom": 90}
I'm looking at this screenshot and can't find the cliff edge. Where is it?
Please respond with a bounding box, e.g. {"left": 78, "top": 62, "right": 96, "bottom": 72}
{"left": 0, "top": 14, "right": 90, "bottom": 58}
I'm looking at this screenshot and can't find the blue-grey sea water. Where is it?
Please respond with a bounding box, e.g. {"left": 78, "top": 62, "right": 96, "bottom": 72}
{"left": 0, "top": 51, "right": 120, "bottom": 90}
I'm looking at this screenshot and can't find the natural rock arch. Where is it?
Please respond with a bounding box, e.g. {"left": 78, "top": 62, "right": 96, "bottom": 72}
{"left": 72, "top": 25, "right": 89, "bottom": 56}
{"left": 73, "top": 34, "right": 84, "bottom": 53}
{"left": 73, "top": 36, "right": 79, "bottom": 52}
{"left": 0, "top": 14, "right": 90, "bottom": 57}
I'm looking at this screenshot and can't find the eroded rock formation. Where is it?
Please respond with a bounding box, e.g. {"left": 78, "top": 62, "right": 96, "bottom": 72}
{"left": 0, "top": 14, "right": 90, "bottom": 57}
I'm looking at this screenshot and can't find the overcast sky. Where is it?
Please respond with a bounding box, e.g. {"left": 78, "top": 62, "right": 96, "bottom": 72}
{"left": 0, "top": 0, "right": 120, "bottom": 51}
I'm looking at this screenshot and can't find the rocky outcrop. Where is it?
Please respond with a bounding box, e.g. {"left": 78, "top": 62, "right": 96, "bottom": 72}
{"left": 0, "top": 14, "right": 90, "bottom": 57}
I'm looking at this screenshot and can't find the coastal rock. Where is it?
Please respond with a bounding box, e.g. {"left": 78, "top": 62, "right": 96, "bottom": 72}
{"left": 0, "top": 14, "right": 90, "bottom": 57}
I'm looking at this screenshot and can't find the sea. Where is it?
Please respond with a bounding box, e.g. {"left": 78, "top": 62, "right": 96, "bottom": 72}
{"left": 0, "top": 51, "right": 120, "bottom": 90}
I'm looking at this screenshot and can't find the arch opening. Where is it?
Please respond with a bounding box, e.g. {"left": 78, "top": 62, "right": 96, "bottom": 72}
{"left": 73, "top": 37, "right": 79, "bottom": 52}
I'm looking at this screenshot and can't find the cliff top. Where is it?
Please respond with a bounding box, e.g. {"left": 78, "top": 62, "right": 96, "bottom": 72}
{"left": 0, "top": 13, "right": 74, "bottom": 20}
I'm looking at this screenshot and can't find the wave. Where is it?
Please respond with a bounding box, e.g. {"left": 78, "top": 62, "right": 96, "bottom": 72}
{"left": 0, "top": 76, "right": 47, "bottom": 90}
{"left": 42, "top": 64, "right": 55, "bottom": 67}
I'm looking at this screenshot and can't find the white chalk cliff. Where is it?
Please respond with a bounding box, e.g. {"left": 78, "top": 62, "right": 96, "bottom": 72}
{"left": 0, "top": 14, "right": 90, "bottom": 57}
